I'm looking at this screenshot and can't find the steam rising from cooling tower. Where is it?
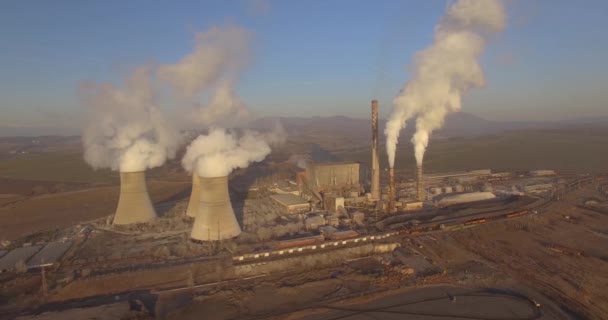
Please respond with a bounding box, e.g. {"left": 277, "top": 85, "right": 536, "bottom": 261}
{"left": 81, "top": 67, "right": 179, "bottom": 173}
{"left": 384, "top": 0, "right": 506, "bottom": 168}
{"left": 158, "top": 25, "right": 253, "bottom": 128}
{"left": 81, "top": 68, "right": 180, "bottom": 225}
{"left": 182, "top": 126, "right": 285, "bottom": 178}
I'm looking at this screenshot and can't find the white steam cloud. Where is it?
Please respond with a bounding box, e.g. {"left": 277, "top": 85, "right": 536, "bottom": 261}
{"left": 385, "top": 0, "right": 506, "bottom": 167}
{"left": 159, "top": 25, "right": 252, "bottom": 127}
{"left": 182, "top": 126, "right": 285, "bottom": 178}
{"left": 81, "top": 67, "right": 180, "bottom": 172}
{"left": 167, "top": 25, "right": 286, "bottom": 178}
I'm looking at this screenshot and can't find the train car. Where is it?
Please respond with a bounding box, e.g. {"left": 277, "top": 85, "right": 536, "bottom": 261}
{"left": 506, "top": 210, "right": 528, "bottom": 218}
{"left": 464, "top": 218, "right": 487, "bottom": 226}
{"left": 329, "top": 230, "right": 359, "bottom": 240}
{"left": 274, "top": 235, "right": 324, "bottom": 250}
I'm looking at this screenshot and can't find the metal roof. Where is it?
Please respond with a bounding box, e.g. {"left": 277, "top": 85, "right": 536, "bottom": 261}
{"left": 27, "top": 241, "right": 73, "bottom": 268}
{"left": 271, "top": 194, "right": 309, "bottom": 207}
{"left": 0, "top": 246, "right": 42, "bottom": 271}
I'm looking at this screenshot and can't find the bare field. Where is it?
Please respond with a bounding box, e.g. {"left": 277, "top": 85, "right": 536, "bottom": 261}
{"left": 0, "top": 181, "right": 189, "bottom": 240}
{"left": 0, "top": 151, "right": 116, "bottom": 184}
{"left": 336, "top": 129, "right": 608, "bottom": 175}
{"left": 410, "top": 185, "right": 608, "bottom": 319}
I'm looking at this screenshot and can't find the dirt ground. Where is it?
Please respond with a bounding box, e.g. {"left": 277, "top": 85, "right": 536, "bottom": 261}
{"left": 409, "top": 184, "right": 608, "bottom": 319}
{"left": 0, "top": 181, "right": 189, "bottom": 240}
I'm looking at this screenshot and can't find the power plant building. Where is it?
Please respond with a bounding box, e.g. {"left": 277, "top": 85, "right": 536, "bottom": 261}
{"left": 308, "top": 162, "right": 360, "bottom": 190}
{"left": 270, "top": 194, "right": 310, "bottom": 212}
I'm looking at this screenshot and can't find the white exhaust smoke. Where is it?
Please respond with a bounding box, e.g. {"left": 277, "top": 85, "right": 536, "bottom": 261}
{"left": 81, "top": 67, "right": 179, "bottom": 172}
{"left": 158, "top": 25, "right": 252, "bottom": 128}
{"left": 182, "top": 126, "right": 285, "bottom": 178}
{"left": 385, "top": 0, "right": 506, "bottom": 167}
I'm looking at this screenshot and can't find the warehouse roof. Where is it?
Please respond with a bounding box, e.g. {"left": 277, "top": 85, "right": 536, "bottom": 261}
{"left": 0, "top": 246, "right": 41, "bottom": 271}
{"left": 271, "top": 194, "right": 309, "bottom": 207}
{"left": 27, "top": 241, "right": 73, "bottom": 268}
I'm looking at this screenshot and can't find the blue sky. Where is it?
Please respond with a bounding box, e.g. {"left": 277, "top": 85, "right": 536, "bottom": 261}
{"left": 1, "top": 0, "right": 607, "bottom": 134}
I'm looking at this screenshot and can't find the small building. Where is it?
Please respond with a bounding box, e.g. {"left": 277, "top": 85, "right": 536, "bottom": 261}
{"left": 324, "top": 194, "right": 345, "bottom": 213}
{"left": 351, "top": 211, "right": 365, "bottom": 226}
{"left": 326, "top": 214, "right": 340, "bottom": 227}
{"left": 270, "top": 194, "right": 310, "bottom": 212}
{"left": 530, "top": 170, "right": 556, "bottom": 177}
{"left": 402, "top": 201, "right": 423, "bottom": 211}
{"left": 523, "top": 183, "right": 553, "bottom": 193}
{"left": 305, "top": 215, "right": 326, "bottom": 230}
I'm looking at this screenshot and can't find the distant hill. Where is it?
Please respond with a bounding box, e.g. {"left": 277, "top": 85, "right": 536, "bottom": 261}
{"left": 250, "top": 112, "right": 564, "bottom": 139}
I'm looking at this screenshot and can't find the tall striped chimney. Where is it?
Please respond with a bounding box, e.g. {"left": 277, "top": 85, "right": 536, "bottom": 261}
{"left": 371, "top": 100, "right": 380, "bottom": 200}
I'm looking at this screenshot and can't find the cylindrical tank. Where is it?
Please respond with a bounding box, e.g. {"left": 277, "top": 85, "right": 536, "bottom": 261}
{"left": 113, "top": 171, "right": 157, "bottom": 225}
{"left": 185, "top": 174, "right": 201, "bottom": 218}
{"left": 444, "top": 186, "right": 453, "bottom": 193}
{"left": 191, "top": 176, "right": 242, "bottom": 241}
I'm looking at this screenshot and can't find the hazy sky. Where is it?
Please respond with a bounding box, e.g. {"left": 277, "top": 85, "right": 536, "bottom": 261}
{"left": 1, "top": 0, "right": 607, "bottom": 135}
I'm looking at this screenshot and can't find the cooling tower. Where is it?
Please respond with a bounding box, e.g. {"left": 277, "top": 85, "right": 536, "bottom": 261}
{"left": 191, "top": 176, "right": 242, "bottom": 241}
{"left": 113, "top": 171, "right": 157, "bottom": 225}
{"left": 185, "top": 174, "right": 201, "bottom": 218}
{"left": 371, "top": 100, "right": 381, "bottom": 200}
{"left": 388, "top": 167, "right": 396, "bottom": 213}
{"left": 416, "top": 165, "right": 425, "bottom": 201}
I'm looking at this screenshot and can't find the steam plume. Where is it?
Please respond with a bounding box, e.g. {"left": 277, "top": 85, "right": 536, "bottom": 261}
{"left": 159, "top": 25, "right": 252, "bottom": 127}
{"left": 81, "top": 67, "right": 179, "bottom": 172}
{"left": 182, "top": 126, "right": 285, "bottom": 178}
{"left": 385, "top": 0, "right": 506, "bottom": 167}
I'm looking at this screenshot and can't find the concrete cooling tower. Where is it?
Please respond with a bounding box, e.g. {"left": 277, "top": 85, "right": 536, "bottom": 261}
{"left": 191, "top": 176, "right": 242, "bottom": 241}
{"left": 185, "top": 174, "right": 201, "bottom": 218}
{"left": 113, "top": 171, "right": 157, "bottom": 225}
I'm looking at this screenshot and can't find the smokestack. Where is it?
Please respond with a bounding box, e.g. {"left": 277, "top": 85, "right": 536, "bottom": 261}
{"left": 371, "top": 100, "right": 381, "bottom": 200}
{"left": 185, "top": 174, "right": 201, "bottom": 218}
{"left": 113, "top": 171, "right": 157, "bottom": 225}
{"left": 191, "top": 176, "right": 241, "bottom": 241}
{"left": 388, "top": 167, "right": 395, "bottom": 213}
{"left": 417, "top": 165, "right": 424, "bottom": 202}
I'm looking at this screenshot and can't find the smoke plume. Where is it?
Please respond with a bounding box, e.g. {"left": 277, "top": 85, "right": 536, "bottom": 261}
{"left": 182, "top": 126, "right": 285, "bottom": 178}
{"left": 81, "top": 67, "right": 179, "bottom": 172}
{"left": 385, "top": 0, "right": 506, "bottom": 167}
{"left": 159, "top": 25, "right": 252, "bottom": 127}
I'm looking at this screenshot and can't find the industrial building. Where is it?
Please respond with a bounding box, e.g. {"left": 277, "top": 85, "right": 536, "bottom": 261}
{"left": 26, "top": 241, "right": 72, "bottom": 269}
{"left": 307, "top": 162, "right": 360, "bottom": 190}
{"left": 424, "top": 169, "right": 492, "bottom": 184}
{"left": 270, "top": 194, "right": 310, "bottom": 212}
{"left": 529, "top": 170, "right": 556, "bottom": 177}
{"left": 0, "top": 245, "right": 42, "bottom": 272}
{"left": 435, "top": 192, "right": 496, "bottom": 207}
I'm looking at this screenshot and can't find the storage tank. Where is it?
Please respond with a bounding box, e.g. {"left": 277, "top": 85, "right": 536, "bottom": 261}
{"left": 191, "top": 176, "right": 242, "bottom": 241}
{"left": 185, "top": 174, "right": 201, "bottom": 218}
{"left": 113, "top": 171, "right": 157, "bottom": 225}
